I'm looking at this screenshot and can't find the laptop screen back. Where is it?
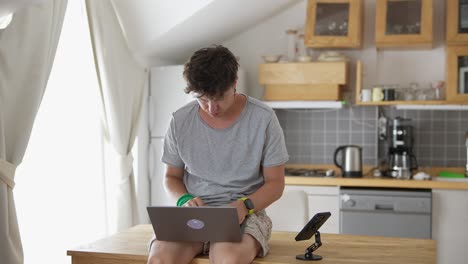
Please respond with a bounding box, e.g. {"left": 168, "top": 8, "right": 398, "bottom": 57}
{"left": 147, "top": 206, "right": 242, "bottom": 242}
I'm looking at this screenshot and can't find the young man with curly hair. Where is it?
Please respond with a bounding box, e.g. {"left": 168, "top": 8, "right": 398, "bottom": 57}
{"left": 147, "top": 45, "right": 288, "bottom": 264}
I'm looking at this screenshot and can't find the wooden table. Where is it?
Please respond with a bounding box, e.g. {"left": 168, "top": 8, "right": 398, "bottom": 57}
{"left": 67, "top": 225, "right": 436, "bottom": 264}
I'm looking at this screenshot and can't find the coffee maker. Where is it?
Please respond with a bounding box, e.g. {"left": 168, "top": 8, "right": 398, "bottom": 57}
{"left": 387, "top": 117, "right": 418, "bottom": 179}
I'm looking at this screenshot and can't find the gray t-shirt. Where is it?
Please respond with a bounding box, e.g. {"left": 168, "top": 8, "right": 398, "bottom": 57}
{"left": 162, "top": 96, "right": 289, "bottom": 206}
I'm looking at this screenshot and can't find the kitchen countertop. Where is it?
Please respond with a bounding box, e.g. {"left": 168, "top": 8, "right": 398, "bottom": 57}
{"left": 67, "top": 225, "right": 436, "bottom": 264}
{"left": 285, "top": 175, "right": 468, "bottom": 190}
{"left": 285, "top": 165, "right": 468, "bottom": 190}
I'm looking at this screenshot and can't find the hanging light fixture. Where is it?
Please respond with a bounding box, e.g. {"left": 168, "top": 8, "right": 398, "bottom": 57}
{"left": 0, "top": 13, "right": 14, "bottom": 29}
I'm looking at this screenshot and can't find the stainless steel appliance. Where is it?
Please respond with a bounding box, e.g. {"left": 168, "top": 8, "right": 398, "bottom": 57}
{"left": 333, "top": 145, "right": 362, "bottom": 177}
{"left": 387, "top": 117, "right": 418, "bottom": 179}
{"left": 285, "top": 168, "right": 335, "bottom": 177}
{"left": 340, "top": 188, "right": 432, "bottom": 239}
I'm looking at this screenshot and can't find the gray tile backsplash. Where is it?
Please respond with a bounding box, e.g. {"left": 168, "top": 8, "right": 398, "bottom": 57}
{"left": 276, "top": 107, "right": 378, "bottom": 165}
{"left": 380, "top": 108, "right": 468, "bottom": 167}
{"left": 276, "top": 106, "right": 468, "bottom": 167}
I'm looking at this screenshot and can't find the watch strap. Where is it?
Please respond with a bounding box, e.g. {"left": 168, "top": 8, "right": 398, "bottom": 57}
{"left": 239, "top": 197, "right": 254, "bottom": 215}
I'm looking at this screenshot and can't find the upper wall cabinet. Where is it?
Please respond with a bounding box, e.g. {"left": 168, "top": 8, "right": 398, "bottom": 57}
{"left": 446, "top": 0, "right": 468, "bottom": 45}
{"left": 375, "top": 0, "right": 433, "bottom": 49}
{"left": 258, "top": 62, "right": 348, "bottom": 101}
{"left": 304, "top": 0, "right": 363, "bottom": 48}
{"left": 446, "top": 46, "right": 468, "bottom": 103}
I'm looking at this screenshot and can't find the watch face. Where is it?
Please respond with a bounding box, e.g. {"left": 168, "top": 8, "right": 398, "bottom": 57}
{"left": 244, "top": 199, "right": 254, "bottom": 210}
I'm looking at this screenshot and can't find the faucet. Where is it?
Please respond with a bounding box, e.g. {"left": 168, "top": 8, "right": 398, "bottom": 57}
{"left": 466, "top": 132, "right": 468, "bottom": 178}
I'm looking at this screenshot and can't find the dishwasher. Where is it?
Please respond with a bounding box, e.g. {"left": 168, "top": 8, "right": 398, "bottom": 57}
{"left": 340, "top": 187, "right": 432, "bottom": 239}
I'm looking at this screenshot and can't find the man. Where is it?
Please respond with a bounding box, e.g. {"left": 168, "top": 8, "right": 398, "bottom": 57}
{"left": 147, "top": 45, "right": 288, "bottom": 264}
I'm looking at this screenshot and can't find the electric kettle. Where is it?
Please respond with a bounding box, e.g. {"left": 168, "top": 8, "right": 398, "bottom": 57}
{"left": 333, "top": 145, "right": 363, "bottom": 178}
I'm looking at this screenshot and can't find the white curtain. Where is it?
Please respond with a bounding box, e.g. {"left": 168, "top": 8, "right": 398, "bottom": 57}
{"left": 85, "top": 0, "right": 148, "bottom": 233}
{"left": 0, "top": 0, "right": 67, "bottom": 263}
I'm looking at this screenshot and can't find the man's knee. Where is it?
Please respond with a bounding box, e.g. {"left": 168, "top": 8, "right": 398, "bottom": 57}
{"left": 148, "top": 253, "right": 191, "bottom": 264}
{"left": 211, "top": 251, "right": 244, "bottom": 264}
{"left": 147, "top": 248, "right": 173, "bottom": 264}
{"left": 147, "top": 240, "right": 202, "bottom": 264}
{"left": 210, "top": 244, "right": 257, "bottom": 264}
{"left": 146, "top": 254, "right": 166, "bottom": 264}
{"left": 148, "top": 249, "right": 193, "bottom": 264}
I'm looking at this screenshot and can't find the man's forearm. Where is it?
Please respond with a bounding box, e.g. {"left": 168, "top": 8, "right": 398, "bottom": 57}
{"left": 245, "top": 179, "right": 284, "bottom": 212}
{"left": 164, "top": 175, "right": 188, "bottom": 200}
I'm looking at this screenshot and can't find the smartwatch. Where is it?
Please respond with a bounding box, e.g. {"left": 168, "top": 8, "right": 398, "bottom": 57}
{"left": 239, "top": 197, "right": 255, "bottom": 215}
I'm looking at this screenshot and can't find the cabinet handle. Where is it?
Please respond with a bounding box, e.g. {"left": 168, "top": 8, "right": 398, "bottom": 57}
{"left": 375, "top": 204, "right": 394, "bottom": 211}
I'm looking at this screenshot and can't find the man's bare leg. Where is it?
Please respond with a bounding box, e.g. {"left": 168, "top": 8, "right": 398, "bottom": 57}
{"left": 147, "top": 239, "right": 203, "bottom": 264}
{"left": 209, "top": 234, "right": 261, "bottom": 264}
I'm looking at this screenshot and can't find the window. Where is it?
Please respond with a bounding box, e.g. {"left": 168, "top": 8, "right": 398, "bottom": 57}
{"left": 14, "top": 1, "right": 106, "bottom": 263}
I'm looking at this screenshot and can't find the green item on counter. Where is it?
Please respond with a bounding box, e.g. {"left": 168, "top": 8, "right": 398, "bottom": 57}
{"left": 438, "top": 171, "right": 465, "bottom": 178}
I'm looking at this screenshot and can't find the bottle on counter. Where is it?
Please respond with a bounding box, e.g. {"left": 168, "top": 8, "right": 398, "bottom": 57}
{"left": 432, "top": 80, "right": 445, "bottom": 100}
{"left": 297, "top": 33, "right": 313, "bottom": 62}
{"left": 286, "top": 29, "right": 298, "bottom": 62}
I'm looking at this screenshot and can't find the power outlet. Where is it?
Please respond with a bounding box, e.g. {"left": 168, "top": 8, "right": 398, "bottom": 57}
{"left": 378, "top": 116, "right": 387, "bottom": 140}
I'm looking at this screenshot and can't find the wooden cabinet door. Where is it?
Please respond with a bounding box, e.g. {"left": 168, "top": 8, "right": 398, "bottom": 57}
{"left": 375, "top": 0, "right": 433, "bottom": 49}
{"left": 307, "top": 194, "right": 340, "bottom": 234}
{"left": 258, "top": 62, "right": 347, "bottom": 101}
{"left": 432, "top": 190, "right": 468, "bottom": 264}
{"left": 268, "top": 185, "right": 340, "bottom": 233}
{"left": 446, "top": 46, "right": 468, "bottom": 103}
{"left": 447, "top": 0, "right": 468, "bottom": 45}
{"left": 304, "top": 186, "right": 340, "bottom": 234}
{"left": 266, "top": 186, "right": 309, "bottom": 232}
{"left": 304, "top": 0, "right": 363, "bottom": 48}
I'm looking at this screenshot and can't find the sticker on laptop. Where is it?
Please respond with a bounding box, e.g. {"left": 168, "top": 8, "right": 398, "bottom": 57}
{"left": 187, "top": 219, "right": 205, "bottom": 230}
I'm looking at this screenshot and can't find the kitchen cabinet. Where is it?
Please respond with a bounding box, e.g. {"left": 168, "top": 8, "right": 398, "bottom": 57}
{"left": 267, "top": 185, "right": 339, "bottom": 234}
{"left": 266, "top": 187, "right": 308, "bottom": 232}
{"left": 375, "top": 0, "right": 433, "bottom": 49}
{"left": 305, "top": 186, "right": 340, "bottom": 234}
{"left": 258, "top": 61, "right": 347, "bottom": 101}
{"left": 446, "top": 0, "right": 468, "bottom": 45}
{"left": 446, "top": 45, "right": 468, "bottom": 103}
{"left": 304, "top": 0, "right": 363, "bottom": 48}
{"left": 432, "top": 189, "right": 468, "bottom": 264}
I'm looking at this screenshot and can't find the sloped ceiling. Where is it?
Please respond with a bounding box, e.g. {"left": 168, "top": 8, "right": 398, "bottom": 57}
{"left": 112, "top": 0, "right": 301, "bottom": 66}
{"left": 0, "top": 0, "right": 48, "bottom": 18}
{"left": 1, "top": 0, "right": 301, "bottom": 66}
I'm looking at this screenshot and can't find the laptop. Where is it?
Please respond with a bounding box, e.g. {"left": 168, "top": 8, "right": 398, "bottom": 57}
{"left": 147, "top": 206, "right": 242, "bottom": 242}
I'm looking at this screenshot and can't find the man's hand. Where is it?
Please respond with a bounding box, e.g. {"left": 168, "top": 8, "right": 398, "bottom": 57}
{"left": 183, "top": 196, "right": 205, "bottom": 207}
{"left": 229, "top": 199, "right": 248, "bottom": 224}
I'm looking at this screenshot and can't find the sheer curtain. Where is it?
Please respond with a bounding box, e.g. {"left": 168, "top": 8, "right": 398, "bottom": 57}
{"left": 86, "top": 0, "right": 148, "bottom": 233}
{"left": 14, "top": 1, "right": 106, "bottom": 264}
{"left": 0, "top": 1, "right": 67, "bottom": 263}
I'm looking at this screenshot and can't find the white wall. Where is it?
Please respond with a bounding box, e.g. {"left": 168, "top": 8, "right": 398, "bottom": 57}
{"left": 223, "top": 0, "right": 446, "bottom": 100}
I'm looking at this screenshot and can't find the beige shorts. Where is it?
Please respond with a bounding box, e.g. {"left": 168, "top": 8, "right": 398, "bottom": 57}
{"left": 242, "top": 210, "right": 273, "bottom": 257}
{"left": 149, "top": 210, "right": 273, "bottom": 257}
{"left": 201, "top": 210, "right": 272, "bottom": 257}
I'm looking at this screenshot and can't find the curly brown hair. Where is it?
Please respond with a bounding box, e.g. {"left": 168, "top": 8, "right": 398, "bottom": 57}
{"left": 183, "top": 45, "right": 239, "bottom": 98}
